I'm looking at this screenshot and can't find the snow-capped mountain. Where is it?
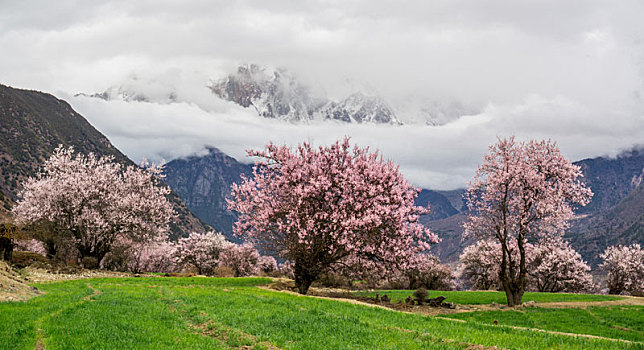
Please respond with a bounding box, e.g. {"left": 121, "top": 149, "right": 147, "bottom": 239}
{"left": 209, "top": 64, "right": 400, "bottom": 124}
{"left": 81, "top": 64, "right": 406, "bottom": 125}
{"left": 318, "top": 92, "right": 398, "bottom": 124}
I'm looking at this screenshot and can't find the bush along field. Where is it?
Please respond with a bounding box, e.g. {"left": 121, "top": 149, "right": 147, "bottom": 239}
{"left": 1, "top": 276, "right": 643, "bottom": 350}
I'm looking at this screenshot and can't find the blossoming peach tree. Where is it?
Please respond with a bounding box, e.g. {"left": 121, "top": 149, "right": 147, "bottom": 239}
{"left": 464, "top": 137, "right": 592, "bottom": 306}
{"left": 228, "top": 138, "right": 439, "bottom": 294}
{"left": 600, "top": 244, "right": 643, "bottom": 295}
{"left": 12, "top": 146, "right": 175, "bottom": 267}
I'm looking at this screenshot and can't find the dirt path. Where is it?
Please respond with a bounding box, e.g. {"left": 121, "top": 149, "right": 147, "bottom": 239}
{"left": 83, "top": 283, "right": 103, "bottom": 301}
{"left": 531, "top": 296, "right": 644, "bottom": 308}
{"left": 258, "top": 285, "right": 410, "bottom": 312}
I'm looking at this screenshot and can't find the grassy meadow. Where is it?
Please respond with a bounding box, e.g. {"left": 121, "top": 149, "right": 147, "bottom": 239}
{"left": 0, "top": 277, "right": 641, "bottom": 349}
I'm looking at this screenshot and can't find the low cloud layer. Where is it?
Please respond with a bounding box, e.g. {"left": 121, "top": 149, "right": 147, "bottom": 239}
{"left": 66, "top": 91, "right": 644, "bottom": 190}
{"left": 2, "top": 1, "right": 644, "bottom": 189}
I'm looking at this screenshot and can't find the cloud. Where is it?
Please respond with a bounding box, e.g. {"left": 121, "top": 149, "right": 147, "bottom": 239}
{"left": 2, "top": 1, "right": 644, "bottom": 189}
{"left": 65, "top": 90, "right": 644, "bottom": 190}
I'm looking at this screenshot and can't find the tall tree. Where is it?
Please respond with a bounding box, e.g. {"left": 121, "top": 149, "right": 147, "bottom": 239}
{"left": 228, "top": 138, "right": 438, "bottom": 294}
{"left": 13, "top": 146, "right": 175, "bottom": 266}
{"left": 464, "top": 137, "right": 592, "bottom": 306}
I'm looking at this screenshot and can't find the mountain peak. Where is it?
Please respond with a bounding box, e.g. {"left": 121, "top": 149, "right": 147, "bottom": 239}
{"left": 209, "top": 64, "right": 399, "bottom": 124}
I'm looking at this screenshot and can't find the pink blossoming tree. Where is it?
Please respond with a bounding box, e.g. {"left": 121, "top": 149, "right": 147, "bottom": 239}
{"left": 458, "top": 239, "right": 506, "bottom": 290}
{"left": 126, "top": 238, "right": 180, "bottom": 274}
{"left": 219, "top": 243, "right": 261, "bottom": 277}
{"left": 389, "top": 253, "right": 455, "bottom": 290}
{"left": 228, "top": 138, "right": 439, "bottom": 294}
{"left": 13, "top": 238, "right": 47, "bottom": 257}
{"left": 527, "top": 238, "right": 595, "bottom": 293}
{"left": 258, "top": 255, "right": 278, "bottom": 274}
{"left": 464, "top": 137, "right": 592, "bottom": 306}
{"left": 600, "top": 244, "right": 644, "bottom": 295}
{"left": 12, "top": 146, "right": 175, "bottom": 267}
{"left": 175, "top": 231, "right": 232, "bottom": 275}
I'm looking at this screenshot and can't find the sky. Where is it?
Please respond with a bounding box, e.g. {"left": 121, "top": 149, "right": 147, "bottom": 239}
{"left": 1, "top": 0, "right": 644, "bottom": 189}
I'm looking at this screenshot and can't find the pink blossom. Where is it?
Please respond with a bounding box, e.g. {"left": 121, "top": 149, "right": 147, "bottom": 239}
{"left": 12, "top": 146, "right": 176, "bottom": 266}
{"left": 228, "top": 137, "right": 439, "bottom": 294}
{"left": 258, "top": 255, "right": 278, "bottom": 274}
{"left": 464, "top": 137, "right": 592, "bottom": 305}
{"left": 13, "top": 239, "right": 47, "bottom": 256}
{"left": 600, "top": 244, "right": 643, "bottom": 295}
{"left": 175, "top": 231, "right": 232, "bottom": 275}
{"left": 527, "top": 238, "right": 595, "bottom": 293}
{"left": 219, "top": 243, "right": 261, "bottom": 277}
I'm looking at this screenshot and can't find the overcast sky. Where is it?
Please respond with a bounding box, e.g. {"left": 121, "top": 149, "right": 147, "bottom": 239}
{"left": 1, "top": 1, "right": 644, "bottom": 189}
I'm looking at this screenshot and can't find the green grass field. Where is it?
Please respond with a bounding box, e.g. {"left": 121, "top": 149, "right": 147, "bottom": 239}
{"left": 0, "top": 277, "right": 640, "bottom": 349}
{"left": 443, "top": 305, "right": 644, "bottom": 342}
{"left": 352, "top": 289, "right": 623, "bottom": 305}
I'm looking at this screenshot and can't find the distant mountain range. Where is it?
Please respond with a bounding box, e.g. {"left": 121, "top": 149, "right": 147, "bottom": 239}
{"left": 209, "top": 64, "right": 400, "bottom": 124}
{"left": 566, "top": 149, "right": 644, "bottom": 265}
{"left": 0, "top": 84, "right": 210, "bottom": 238}
{"left": 80, "top": 64, "right": 470, "bottom": 125}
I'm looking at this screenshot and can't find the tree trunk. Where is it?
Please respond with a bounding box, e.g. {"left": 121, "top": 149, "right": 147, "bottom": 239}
{"left": 294, "top": 261, "right": 317, "bottom": 295}
{"left": 499, "top": 245, "right": 525, "bottom": 307}
{"left": 504, "top": 287, "right": 524, "bottom": 307}
{"left": 0, "top": 237, "right": 13, "bottom": 261}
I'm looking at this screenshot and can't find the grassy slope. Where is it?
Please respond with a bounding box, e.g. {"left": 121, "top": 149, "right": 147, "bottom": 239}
{"left": 352, "top": 289, "right": 623, "bottom": 305}
{"left": 0, "top": 277, "right": 638, "bottom": 350}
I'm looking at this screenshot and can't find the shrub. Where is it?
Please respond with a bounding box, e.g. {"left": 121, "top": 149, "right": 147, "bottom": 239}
{"left": 258, "top": 255, "right": 278, "bottom": 274}
{"left": 81, "top": 256, "right": 99, "bottom": 269}
{"left": 10, "top": 251, "right": 50, "bottom": 269}
{"left": 212, "top": 265, "right": 235, "bottom": 277}
{"left": 175, "top": 231, "right": 232, "bottom": 275}
{"left": 413, "top": 287, "right": 429, "bottom": 305}
{"left": 388, "top": 254, "right": 455, "bottom": 291}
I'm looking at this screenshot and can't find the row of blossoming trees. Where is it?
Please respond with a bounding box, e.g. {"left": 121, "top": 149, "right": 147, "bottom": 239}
{"left": 9, "top": 147, "right": 274, "bottom": 277}
{"left": 7, "top": 138, "right": 644, "bottom": 305}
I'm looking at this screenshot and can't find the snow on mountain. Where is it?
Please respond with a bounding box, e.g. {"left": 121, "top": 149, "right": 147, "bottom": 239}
{"left": 79, "top": 64, "right": 473, "bottom": 126}
{"left": 208, "top": 64, "right": 325, "bottom": 122}
{"left": 317, "top": 92, "right": 398, "bottom": 124}
{"left": 209, "top": 64, "right": 400, "bottom": 124}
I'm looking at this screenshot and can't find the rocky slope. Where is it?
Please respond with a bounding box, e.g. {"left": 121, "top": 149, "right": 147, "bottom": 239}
{"left": 164, "top": 148, "right": 252, "bottom": 240}
{"left": 0, "top": 260, "right": 39, "bottom": 302}
{"left": 0, "top": 84, "right": 209, "bottom": 237}
{"left": 566, "top": 179, "right": 644, "bottom": 265}
{"left": 574, "top": 148, "right": 644, "bottom": 215}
